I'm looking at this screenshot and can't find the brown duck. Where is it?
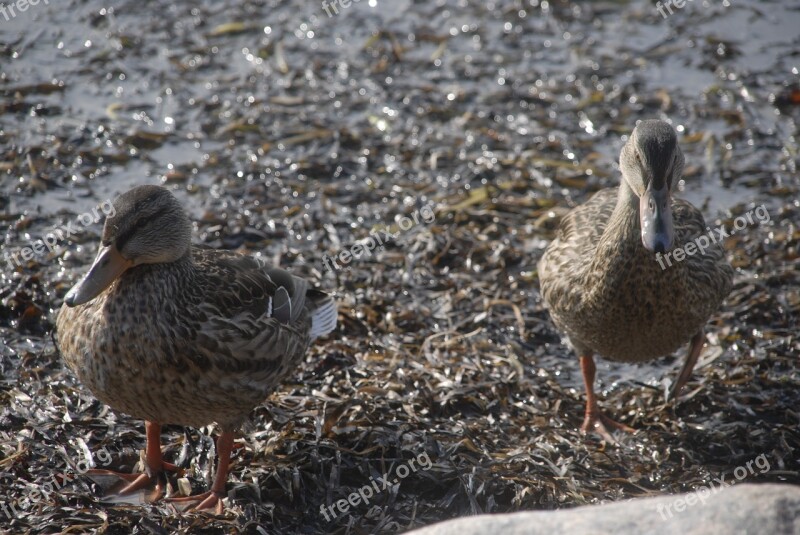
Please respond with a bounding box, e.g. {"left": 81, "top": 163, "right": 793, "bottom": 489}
{"left": 56, "top": 185, "right": 337, "bottom": 512}
{"left": 538, "top": 120, "right": 733, "bottom": 440}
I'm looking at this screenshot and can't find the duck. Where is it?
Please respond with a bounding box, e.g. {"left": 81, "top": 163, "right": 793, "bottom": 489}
{"left": 538, "top": 120, "right": 733, "bottom": 441}
{"left": 56, "top": 185, "right": 337, "bottom": 512}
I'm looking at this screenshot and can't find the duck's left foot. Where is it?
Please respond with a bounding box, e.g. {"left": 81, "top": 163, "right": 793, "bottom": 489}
{"left": 167, "top": 430, "right": 235, "bottom": 514}
{"left": 581, "top": 410, "right": 636, "bottom": 442}
{"left": 669, "top": 330, "right": 706, "bottom": 401}
{"left": 167, "top": 490, "right": 225, "bottom": 513}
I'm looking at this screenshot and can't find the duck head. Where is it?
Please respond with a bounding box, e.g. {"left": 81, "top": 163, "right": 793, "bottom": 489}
{"left": 64, "top": 185, "right": 192, "bottom": 307}
{"left": 619, "top": 119, "right": 684, "bottom": 254}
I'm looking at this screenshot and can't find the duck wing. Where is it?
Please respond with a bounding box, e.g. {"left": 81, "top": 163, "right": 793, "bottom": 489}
{"left": 184, "top": 247, "right": 336, "bottom": 374}
{"left": 538, "top": 188, "right": 617, "bottom": 304}
{"left": 671, "top": 199, "right": 734, "bottom": 302}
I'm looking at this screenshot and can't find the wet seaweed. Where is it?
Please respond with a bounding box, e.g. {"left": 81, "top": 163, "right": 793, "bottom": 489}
{"left": 1, "top": 0, "right": 798, "bottom": 533}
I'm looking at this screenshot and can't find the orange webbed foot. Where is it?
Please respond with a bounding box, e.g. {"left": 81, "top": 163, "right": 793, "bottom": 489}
{"left": 85, "top": 421, "right": 185, "bottom": 505}
{"left": 167, "top": 490, "right": 225, "bottom": 514}
{"left": 581, "top": 410, "right": 637, "bottom": 443}
{"left": 86, "top": 468, "right": 166, "bottom": 504}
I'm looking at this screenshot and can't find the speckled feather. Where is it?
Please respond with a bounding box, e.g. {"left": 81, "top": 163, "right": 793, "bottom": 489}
{"left": 539, "top": 187, "right": 733, "bottom": 363}
{"left": 56, "top": 246, "right": 334, "bottom": 432}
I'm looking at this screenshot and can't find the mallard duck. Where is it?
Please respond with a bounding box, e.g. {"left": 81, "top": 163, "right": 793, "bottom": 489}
{"left": 56, "top": 185, "right": 337, "bottom": 512}
{"left": 538, "top": 120, "right": 733, "bottom": 440}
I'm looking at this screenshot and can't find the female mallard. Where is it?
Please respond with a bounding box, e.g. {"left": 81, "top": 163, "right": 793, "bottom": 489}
{"left": 538, "top": 120, "right": 733, "bottom": 440}
{"left": 56, "top": 185, "right": 337, "bottom": 512}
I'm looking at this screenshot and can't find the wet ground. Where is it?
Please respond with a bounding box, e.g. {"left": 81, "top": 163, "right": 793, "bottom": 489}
{"left": 1, "top": 0, "right": 799, "bottom": 533}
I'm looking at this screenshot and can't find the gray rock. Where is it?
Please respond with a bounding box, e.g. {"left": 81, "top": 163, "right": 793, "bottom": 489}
{"left": 407, "top": 483, "right": 800, "bottom": 535}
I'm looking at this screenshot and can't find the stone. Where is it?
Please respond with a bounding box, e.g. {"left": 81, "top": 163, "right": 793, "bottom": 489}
{"left": 407, "top": 484, "right": 800, "bottom": 535}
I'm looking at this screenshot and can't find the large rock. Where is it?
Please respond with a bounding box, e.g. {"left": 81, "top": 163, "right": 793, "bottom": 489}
{"left": 407, "top": 484, "right": 800, "bottom": 535}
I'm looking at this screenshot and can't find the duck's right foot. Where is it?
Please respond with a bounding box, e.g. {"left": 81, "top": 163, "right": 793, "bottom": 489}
{"left": 86, "top": 468, "right": 164, "bottom": 504}
{"left": 581, "top": 410, "right": 637, "bottom": 443}
{"left": 86, "top": 460, "right": 185, "bottom": 504}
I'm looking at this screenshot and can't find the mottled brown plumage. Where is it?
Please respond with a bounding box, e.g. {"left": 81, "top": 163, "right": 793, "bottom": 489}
{"left": 56, "top": 185, "right": 337, "bottom": 511}
{"left": 538, "top": 120, "right": 733, "bottom": 439}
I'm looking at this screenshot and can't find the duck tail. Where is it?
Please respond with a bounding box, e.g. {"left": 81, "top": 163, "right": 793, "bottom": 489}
{"left": 307, "top": 290, "right": 337, "bottom": 339}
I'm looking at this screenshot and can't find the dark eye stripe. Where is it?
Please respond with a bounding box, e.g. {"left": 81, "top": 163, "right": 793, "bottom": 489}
{"left": 115, "top": 205, "right": 173, "bottom": 250}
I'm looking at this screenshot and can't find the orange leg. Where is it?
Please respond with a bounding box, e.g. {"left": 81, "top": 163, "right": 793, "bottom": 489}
{"left": 670, "top": 331, "right": 706, "bottom": 401}
{"left": 87, "top": 421, "right": 183, "bottom": 503}
{"left": 167, "top": 431, "right": 234, "bottom": 514}
{"left": 580, "top": 354, "right": 636, "bottom": 442}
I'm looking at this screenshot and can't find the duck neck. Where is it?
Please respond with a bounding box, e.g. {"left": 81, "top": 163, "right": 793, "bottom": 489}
{"left": 609, "top": 179, "right": 641, "bottom": 239}
{"left": 590, "top": 179, "right": 643, "bottom": 276}
{"left": 122, "top": 248, "right": 196, "bottom": 293}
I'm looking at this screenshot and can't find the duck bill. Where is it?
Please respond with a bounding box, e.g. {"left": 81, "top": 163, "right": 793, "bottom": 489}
{"left": 640, "top": 183, "right": 674, "bottom": 254}
{"left": 64, "top": 245, "right": 132, "bottom": 307}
